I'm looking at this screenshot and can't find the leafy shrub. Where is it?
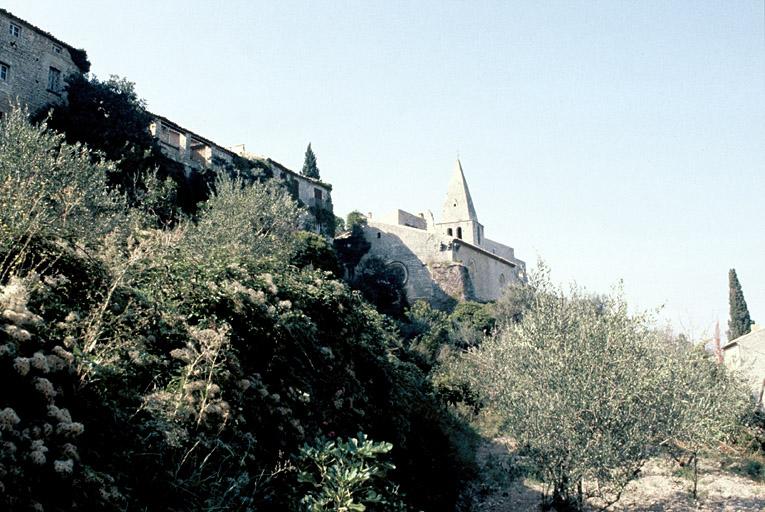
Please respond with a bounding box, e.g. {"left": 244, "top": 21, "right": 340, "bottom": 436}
{"left": 291, "top": 231, "right": 341, "bottom": 277}
{"left": 293, "top": 433, "right": 406, "bottom": 511}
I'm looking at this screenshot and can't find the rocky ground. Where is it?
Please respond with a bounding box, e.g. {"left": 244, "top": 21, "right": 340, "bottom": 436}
{"left": 468, "top": 437, "right": 765, "bottom": 511}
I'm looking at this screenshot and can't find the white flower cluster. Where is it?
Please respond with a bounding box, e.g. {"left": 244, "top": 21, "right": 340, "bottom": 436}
{"left": 0, "top": 407, "right": 21, "bottom": 431}
{"left": 28, "top": 439, "right": 48, "bottom": 465}
{"left": 0, "top": 277, "right": 41, "bottom": 343}
{"left": 48, "top": 405, "right": 72, "bottom": 423}
{"left": 51, "top": 345, "right": 74, "bottom": 364}
{"left": 13, "top": 357, "right": 30, "bottom": 376}
{"left": 223, "top": 280, "right": 267, "bottom": 306}
{"left": 42, "top": 274, "right": 70, "bottom": 289}
{"left": 170, "top": 347, "right": 194, "bottom": 364}
{"left": 33, "top": 377, "right": 56, "bottom": 401}
{"left": 260, "top": 273, "right": 278, "bottom": 295}
{"left": 53, "top": 458, "right": 74, "bottom": 475}
{"left": 30, "top": 351, "right": 49, "bottom": 372}
{"left": 3, "top": 324, "right": 32, "bottom": 342}
{"left": 61, "top": 442, "right": 79, "bottom": 461}
{"left": 56, "top": 421, "right": 84, "bottom": 438}
{"left": 0, "top": 277, "right": 29, "bottom": 311}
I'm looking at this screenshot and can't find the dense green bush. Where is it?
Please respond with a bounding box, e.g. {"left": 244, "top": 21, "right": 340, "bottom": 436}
{"left": 291, "top": 231, "right": 341, "bottom": 277}
{"left": 293, "top": 433, "right": 406, "bottom": 511}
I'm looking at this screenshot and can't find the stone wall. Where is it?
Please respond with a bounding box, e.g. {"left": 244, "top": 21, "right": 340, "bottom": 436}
{"left": 363, "top": 222, "right": 448, "bottom": 302}
{"left": 723, "top": 328, "right": 765, "bottom": 407}
{"left": 429, "top": 262, "right": 474, "bottom": 308}
{"left": 453, "top": 240, "right": 520, "bottom": 302}
{"left": 150, "top": 116, "right": 235, "bottom": 173}
{"left": 376, "top": 210, "right": 428, "bottom": 230}
{"left": 0, "top": 11, "right": 81, "bottom": 116}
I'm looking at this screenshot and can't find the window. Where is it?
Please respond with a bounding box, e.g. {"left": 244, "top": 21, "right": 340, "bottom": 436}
{"left": 160, "top": 126, "right": 181, "bottom": 148}
{"left": 447, "top": 228, "right": 453, "bottom": 236}
{"left": 53, "top": 44, "right": 62, "bottom": 54}
{"left": 190, "top": 139, "right": 209, "bottom": 164}
{"left": 456, "top": 227, "right": 462, "bottom": 239}
{"left": 314, "top": 188, "right": 323, "bottom": 201}
{"left": 387, "top": 261, "right": 409, "bottom": 285}
{"left": 0, "top": 63, "right": 8, "bottom": 81}
{"left": 9, "top": 23, "right": 20, "bottom": 37}
{"left": 47, "top": 67, "right": 61, "bottom": 93}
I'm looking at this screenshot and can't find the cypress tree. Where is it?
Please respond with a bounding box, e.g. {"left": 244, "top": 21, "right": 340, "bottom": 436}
{"left": 728, "top": 268, "right": 753, "bottom": 340}
{"left": 301, "top": 143, "right": 320, "bottom": 179}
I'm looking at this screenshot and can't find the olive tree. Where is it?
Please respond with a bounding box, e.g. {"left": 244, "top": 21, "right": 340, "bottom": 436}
{"left": 0, "top": 107, "right": 126, "bottom": 279}
{"left": 460, "top": 268, "right": 749, "bottom": 510}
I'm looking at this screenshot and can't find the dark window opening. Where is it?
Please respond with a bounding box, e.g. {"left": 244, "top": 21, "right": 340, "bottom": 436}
{"left": 376, "top": 232, "right": 381, "bottom": 239}
{"left": 190, "top": 139, "right": 209, "bottom": 164}
{"left": 314, "top": 188, "right": 323, "bottom": 201}
{"left": 456, "top": 227, "right": 463, "bottom": 239}
{"left": 447, "top": 228, "right": 453, "bottom": 236}
{"left": 0, "top": 63, "right": 8, "bottom": 81}
{"left": 9, "top": 23, "right": 20, "bottom": 37}
{"left": 47, "top": 67, "right": 61, "bottom": 93}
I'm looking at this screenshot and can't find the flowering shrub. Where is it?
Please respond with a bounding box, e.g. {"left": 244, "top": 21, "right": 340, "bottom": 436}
{"left": 0, "top": 110, "right": 467, "bottom": 511}
{"left": 0, "top": 276, "right": 84, "bottom": 510}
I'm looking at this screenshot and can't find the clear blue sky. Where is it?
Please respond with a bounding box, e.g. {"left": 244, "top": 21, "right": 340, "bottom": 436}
{"left": 6, "top": 0, "right": 764, "bottom": 340}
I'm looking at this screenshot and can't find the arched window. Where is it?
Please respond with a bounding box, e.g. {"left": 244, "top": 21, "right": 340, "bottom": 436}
{"left": 447, "top": 228, "right": 453, "bottom": 236}
{"left": 456, "top": 227, "right": 462, "bottom": 239}
{"left": 499, "top": 273, "right": 506, "bottom": 286}
{"left": 387, "top": 261, "right": 409, "bottom": 285}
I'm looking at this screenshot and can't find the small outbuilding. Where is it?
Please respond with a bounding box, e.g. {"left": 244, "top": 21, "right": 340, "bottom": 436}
{"left": 723, "top": 326, "right": 765, "bottom": 408}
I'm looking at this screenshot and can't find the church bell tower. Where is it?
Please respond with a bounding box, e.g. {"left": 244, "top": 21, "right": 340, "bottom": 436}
{"left": 438, "top": 160, "right": 484, "bottom": 246}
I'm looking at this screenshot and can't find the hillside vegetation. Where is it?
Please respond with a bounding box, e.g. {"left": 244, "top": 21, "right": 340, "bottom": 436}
{"left": 1, "top": 88, "right": 760, "bottom": 512}
{"left": 0, "top": 108, "right": 472, "bottom": 511}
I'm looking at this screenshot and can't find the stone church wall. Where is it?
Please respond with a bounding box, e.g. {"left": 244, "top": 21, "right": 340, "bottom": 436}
{"left": 453, "top": 241, "right": 520, "bottom": 302}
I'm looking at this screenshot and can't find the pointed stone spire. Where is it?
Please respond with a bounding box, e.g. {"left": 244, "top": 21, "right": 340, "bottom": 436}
{"left": 442, "top": 159, "right": 478, "bottom": 223}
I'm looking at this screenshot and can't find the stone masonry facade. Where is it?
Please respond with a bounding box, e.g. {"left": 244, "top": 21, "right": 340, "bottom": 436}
{"left": 362, "top": 160, "right": 526, "bottom": 308}
{"left": 0, "top": 9, "right": 84, "bottom": 117}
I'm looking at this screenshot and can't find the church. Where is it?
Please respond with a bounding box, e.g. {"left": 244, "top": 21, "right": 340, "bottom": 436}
{"left": 361, "top": 160, "right": 526, "bottom": 308}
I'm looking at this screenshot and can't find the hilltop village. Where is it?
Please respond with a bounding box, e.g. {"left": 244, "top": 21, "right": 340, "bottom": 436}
{"left": 0, "top": 7, "right": 524, "bottom": 308}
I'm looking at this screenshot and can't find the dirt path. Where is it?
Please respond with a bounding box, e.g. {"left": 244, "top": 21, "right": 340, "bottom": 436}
{"left": 468, "top": 438, "right": 765, "bottom": 511}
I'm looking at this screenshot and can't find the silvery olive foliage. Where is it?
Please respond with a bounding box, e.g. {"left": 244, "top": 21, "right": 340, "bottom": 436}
{"left": 458, "top": 266, "right": 750, "bottom": 509}
{"left": 0, "top": 107, "right": 126, "bottom": 277}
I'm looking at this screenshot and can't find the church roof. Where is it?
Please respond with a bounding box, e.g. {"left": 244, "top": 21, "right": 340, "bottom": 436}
{"left": 442, "top": 159, "right": 479, "bottom": 223}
